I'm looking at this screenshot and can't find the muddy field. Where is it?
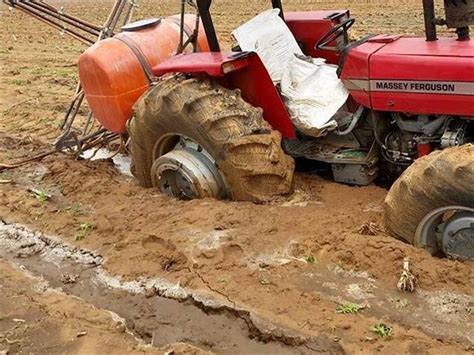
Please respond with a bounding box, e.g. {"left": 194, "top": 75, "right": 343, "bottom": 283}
{"left": 1, "top": 0, "right": 473, "bottom": 354}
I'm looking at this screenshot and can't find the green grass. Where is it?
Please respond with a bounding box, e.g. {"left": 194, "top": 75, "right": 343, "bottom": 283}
{"left": 336, "top": 303, "right": 361, "bottom": 314}
{"left": 371, "top": 323, "right": 392, "bottom": 338}
{"left": 35, "top": 191, "right": 49, "bottom": 203}
{"left": 74, "top": 222, "right": 93, "bottom": 241}
{"left": 10, "top": 79, "right": 30, "bottom": 86}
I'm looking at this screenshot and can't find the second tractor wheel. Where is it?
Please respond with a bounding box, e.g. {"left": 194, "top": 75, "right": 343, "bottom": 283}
{"left": 128, "top": 76, "right": 294, "bottom": 202}
{"left": 384, "top": 144, "right": 474, "bottom": 259}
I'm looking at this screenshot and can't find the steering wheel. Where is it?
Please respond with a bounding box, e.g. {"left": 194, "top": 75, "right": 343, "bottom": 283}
{"left": 315, "top": 18, "right": 355, "bottom": 52}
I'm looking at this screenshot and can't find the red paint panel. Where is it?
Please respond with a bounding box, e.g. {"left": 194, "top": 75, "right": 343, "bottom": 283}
{"left": 374, "top": 37, "right": 474, "bottom": 58}
{"left": 371, "top": 41, "right": 474, "bottom": 82}
{"left": 340, "top": 41, "right": 387, "bottom": 108}
{"left": 350, "top": 91, "right": 371, "bottom": 108}
{"left": 153, "top": 52, "right": 234, "bottom": 77}
{"left": 226, "top": 55, "right": 295, "bottom": 139}
{"left": 341, "top": 41, "right": 386, "bottom": 79}
{"left": 369, "top": 37, "right": 474, "bottom": 116}
{"left": 371, "top": 92, "right": 474, "bottom": 117}
{"left": 285, "top": 10, "right": 350, "bottom": 64}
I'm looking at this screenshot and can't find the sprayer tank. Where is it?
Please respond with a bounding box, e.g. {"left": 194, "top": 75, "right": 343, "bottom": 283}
{"left": 78, "top": 14, "right": 209, "bottom": 133}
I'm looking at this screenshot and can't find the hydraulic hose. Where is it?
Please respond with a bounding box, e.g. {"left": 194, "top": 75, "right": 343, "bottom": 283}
{"left": 334, "top": 105, "right": 365, "bottom": 135}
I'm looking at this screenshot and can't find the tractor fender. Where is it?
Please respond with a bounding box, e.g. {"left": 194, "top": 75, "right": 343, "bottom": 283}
{"left": 152, "top": 52, "right": 296, "bottom": 139}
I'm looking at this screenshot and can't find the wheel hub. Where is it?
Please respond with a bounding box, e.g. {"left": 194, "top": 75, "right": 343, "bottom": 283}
{"left": 415, "top": 206, "right": 474, "bottom": 260}
{"left": 151, "top": 139, "right": 229, "bottom": 200}
{"left": 441, "top": 211, "right": 474, "bottom": 260}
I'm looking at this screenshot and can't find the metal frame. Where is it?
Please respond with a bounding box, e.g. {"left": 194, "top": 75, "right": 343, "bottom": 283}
{"left": 3, "top": 0, "right": 138, "bottom": 156}
{"left": 196, "top": 0, "right": 220, "bottom": 52}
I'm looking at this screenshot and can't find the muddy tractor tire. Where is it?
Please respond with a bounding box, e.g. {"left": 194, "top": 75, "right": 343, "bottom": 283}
{"left": 384, "top": 144, "right": 474, "bottom": 258}
{"left": 127, "top": 76, "right": 294, "bottom": 202}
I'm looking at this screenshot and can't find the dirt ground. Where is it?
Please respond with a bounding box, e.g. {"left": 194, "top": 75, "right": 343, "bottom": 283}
{"left": 0, "top": 260, "right": 154, "bottom": 354}
{"left": 1, "top": 0, "right": 473, "bottom": 354}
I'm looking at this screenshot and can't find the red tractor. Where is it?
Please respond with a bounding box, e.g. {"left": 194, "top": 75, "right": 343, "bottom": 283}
{"left": 5, "top": 0, "right": 474, "bottom": 259}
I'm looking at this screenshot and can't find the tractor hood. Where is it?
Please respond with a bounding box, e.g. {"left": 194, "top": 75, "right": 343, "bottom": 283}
{"left": 341, "top": 36, "right": 474, "bottom": 117}
{"left": 374, "top": 36, "right": 474, "bottom": 58}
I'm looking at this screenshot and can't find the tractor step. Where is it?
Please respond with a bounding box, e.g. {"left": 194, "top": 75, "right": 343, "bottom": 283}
{"left": 284, "top": 138, "right": 379, "bottom": 185}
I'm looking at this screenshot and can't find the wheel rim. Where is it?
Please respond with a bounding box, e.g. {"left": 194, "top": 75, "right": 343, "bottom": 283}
{"left": 151, "top": 138, "right": 229, "bottom": 200}
{"left": 414, "top": 206, "right": 474, "bottom": 260}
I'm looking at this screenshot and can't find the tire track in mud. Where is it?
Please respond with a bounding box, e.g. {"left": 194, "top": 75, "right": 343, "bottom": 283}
{"left": 0, "top": 220, "right": 343, "bottom": 354}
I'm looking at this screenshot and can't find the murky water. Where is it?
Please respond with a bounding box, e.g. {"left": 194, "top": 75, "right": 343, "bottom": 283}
{"left": 0, "top": 221, "right": 341, "bottom": 354}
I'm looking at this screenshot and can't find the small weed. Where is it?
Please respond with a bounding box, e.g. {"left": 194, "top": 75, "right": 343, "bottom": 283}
{"left": 80, "top": 222, "right": 93, "bottom": 231}
{"left": 371, "top": 323, "right": 392, "bottom": 338}
{"left": 35, "top": 190, "right": 49, "bottom": 203}
{"left": 74, "top": 222, "right": 93, "bottom": 241}
{"left": 11, "top": 79, "right": 30, "bottom": 86}
{"left": 336, "top": 303, "right": 360, "bottom": 314}
{"left": 306, "top": 255, "right": 317, "bottom": 264}
{"left": 0, "top": 171, "right": 12, "bottom": 180}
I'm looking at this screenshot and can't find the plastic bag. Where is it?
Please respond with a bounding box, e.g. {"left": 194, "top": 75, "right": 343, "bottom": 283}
{"left": 232, "top": 9, "right": 303, "bottom": 83}
{"left": 281, "top": 54, "right": 349, "bottom": 137}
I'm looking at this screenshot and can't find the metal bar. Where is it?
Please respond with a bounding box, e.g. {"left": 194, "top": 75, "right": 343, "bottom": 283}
{"left": 177, "top": 0, "right": 186, "bottom": 53}
{"left": 192, "top": 10, "right": 200, "bottom": 52}
{"left": 103, "top": 0, "right": 123, "bottom": 30}
{"left": 11, "top": 3, "right": 95, "bottom": 44}
{"left": 6, "top": 0, "right": 101, "bottom": 40}
{"left": 20, "top": 1, "right": 101, "bottom": 37}
{"left": 82, "top": 112, "right": 95, "bottom": 136}
{"left": 107, "top": 0, "right": 127, "bottom": 36}
{"left": 422, "top": 0, "right": 437, "bottom": 41}
{"left": 31, "top": 0, "right": 102, "bottom": 32}
{"left": 271, "top": 0, "right": 284, "bottom": 19}
{"left": 121, "top": 0, "right": 137, "bottom": 27}
{"left": 61, "top": 91, "right": 85, "bottom": 131}
{"left": 196, "top": 0, "right": 220, "bottom": 52}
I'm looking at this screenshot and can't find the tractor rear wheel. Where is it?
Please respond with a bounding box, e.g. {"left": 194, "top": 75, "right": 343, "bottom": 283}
{"left": 127, "top": 76, "right": 294, "bottom": 202}
{"left": 384, "top": 144, "right": 474, "bottom": 259}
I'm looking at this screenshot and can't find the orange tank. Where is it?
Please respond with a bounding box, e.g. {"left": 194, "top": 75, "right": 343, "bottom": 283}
{"left": 78, "top": 15, "right": 210, "bottom": 133}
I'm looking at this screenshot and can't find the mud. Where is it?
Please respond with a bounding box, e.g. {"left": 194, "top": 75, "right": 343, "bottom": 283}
{"left": 0, "top": 260, "right": 159, "bottom": 355}
{"left": 1, "top": 0, "right": 474, "bottom": 353}
{"left": 0, "top": 221, "right": 343, "bottom": 354}
{"left": 1, "top": 133, "right": 473, "bottom": 353}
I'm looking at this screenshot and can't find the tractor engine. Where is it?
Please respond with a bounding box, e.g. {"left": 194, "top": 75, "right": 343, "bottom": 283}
{"left": 382, "top": 114, "right": 471, "bottom": 168}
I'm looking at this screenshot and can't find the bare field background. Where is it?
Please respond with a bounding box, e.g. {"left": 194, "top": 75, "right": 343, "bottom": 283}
{"left": 0, "top": 0, "right": 451, "bottom": 140}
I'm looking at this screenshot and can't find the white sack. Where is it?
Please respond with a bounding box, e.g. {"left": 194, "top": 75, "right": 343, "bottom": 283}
{"left": 281, "top": 54, "right": 349, "bottom": 137}
{"left": 232, "top": 9, "right": 303, "bottom": 83}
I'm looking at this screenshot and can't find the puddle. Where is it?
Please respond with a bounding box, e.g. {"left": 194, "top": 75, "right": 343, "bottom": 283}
{"left": 0, "top": 221, "right": 342, "bottom": 354}
{"left": 82, "top": 148, "right": 132, "bottom": 176}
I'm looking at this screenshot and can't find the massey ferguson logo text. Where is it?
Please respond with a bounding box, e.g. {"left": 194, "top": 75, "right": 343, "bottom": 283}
{"left": 375, "top": 81, "right": 455, "bottom": 92}
{"left": 370, "top": 80, "right": 473, "bottom": 95}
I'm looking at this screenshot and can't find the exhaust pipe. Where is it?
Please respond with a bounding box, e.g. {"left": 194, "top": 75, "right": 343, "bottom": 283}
{"left": 423, "top": 0, "right": 437, "bottom": 41}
